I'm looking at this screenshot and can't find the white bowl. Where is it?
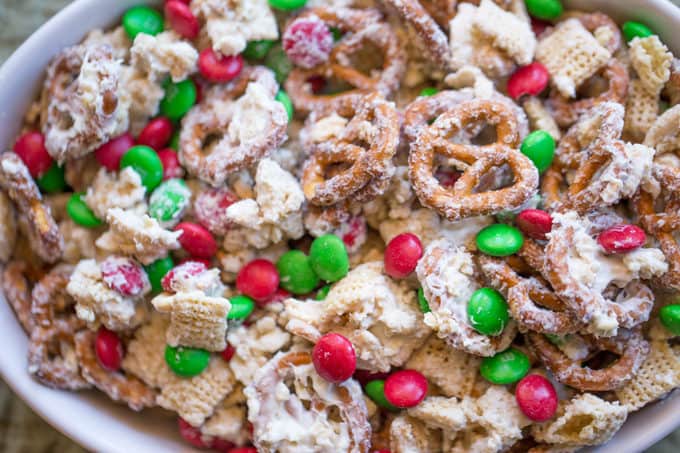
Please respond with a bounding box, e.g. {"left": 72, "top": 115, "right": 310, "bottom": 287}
{"left": 0, "top": 0, "right": 679, "bottom": 452}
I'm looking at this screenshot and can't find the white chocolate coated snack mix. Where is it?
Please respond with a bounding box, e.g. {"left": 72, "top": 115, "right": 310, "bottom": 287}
{"left": 3, "top": 1, "right": 680, "bottom": 452}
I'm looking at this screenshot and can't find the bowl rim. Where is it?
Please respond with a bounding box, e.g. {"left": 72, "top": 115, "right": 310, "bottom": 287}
{"left": 0, "top": 0, "right": 679, "bottom": 452}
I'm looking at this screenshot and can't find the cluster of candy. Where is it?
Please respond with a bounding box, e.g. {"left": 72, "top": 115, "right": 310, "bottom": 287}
{"left": 2, "top": 0, "right": 680, "bottom": 452}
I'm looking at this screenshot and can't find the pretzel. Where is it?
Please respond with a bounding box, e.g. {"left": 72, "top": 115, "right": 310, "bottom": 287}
{"left": 527, "top": 329, "right": 649, "bottom": 391}
{"left": 40, "top": 44, "right": 126, "bottom": 163}
{"left": 301, "top": 93, "right": 399, "bottom": 206}
{"left": 0, "top": 152, "right": 63, "bottom": 263}
{"left": 284, "top": 7, "right": 406, "bottom": 114}
{"left": 381, "top": 0, "right": 451, "bottom": 69}
{"left": 1, "top": 261, "right": 38, "bottom": 334}
{"left": 74, "top": 330, "right": 156, "bottom": 411}
{"left": 179, "top": 66, "right": 288, "bottom": 187}
{"left": 547, "top": 58, "right": 629, "bottom": 128}
{"left": 409, "top": 99, "right": 538, "bottom": 221}
{"left": 662, "top": 58, "right": 680, "bottom": 106}
{"left": 575, "top": 12, "right": 622, "bottom": 54}
{"left": 27, "top": 265, "right": 90, "bottom": 390}
{"left": 245, "top": 350, "right": 371, "bottom": 453}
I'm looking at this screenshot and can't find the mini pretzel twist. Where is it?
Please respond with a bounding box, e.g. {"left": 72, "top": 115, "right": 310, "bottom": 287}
{"left": 0, "top": 152, "right": 64, "bottom": 263}
{"left": 302, "top": 93, "right": 399, "bottom": 206}
{"left": 1, "top": 261, "right": 40, "bottom": 334}
{"left": 409, "top": 99, "right": 539, "bottom": 221}
{"left": 527, "top": 329, "right": 650, "bottom": 391}
{"left": 284, "top": 7, "right": 406, "bottom": 114}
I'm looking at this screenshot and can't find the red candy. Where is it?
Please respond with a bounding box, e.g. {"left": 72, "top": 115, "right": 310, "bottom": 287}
{"left": 516, "top": 209, "right": 553, "bottom": 240}
{"left": 307, "top": 75, "right": 326, "bottom": 94}
{"left": 13, "top": 131, "right": 53, "bottom": 178}
{"left": 335, "top": 216, "right": 367, "bottom": 254}
{"left": 210, "top": 438, "right": 236, "bottom": 452}
{"left": 137, "top": 117, "right": 173, "bottom": 151}
{"left": 312, "top": 333, "right": 357, "bottom": 383}
{"left": 283, "top": 16, "right": 333, "bottom": 69}
{"left": 178, "top": 418, "right": 210, "bottom": 448}
{"left": 95, "top": 133, "right": 135, "bottom": 171}
{"left": 515, "top": 374, "right": 558, "bottom": 422}
{"left": 435, "top": 168, "right": 461, "bottom": 188}
{"left": 100, "top": 256, "right": 149, "bottom": 297}
{"left": 531, "top": 18, "right": 551, "bottom": 37}
{"left": 507, "top": 62, "right": 550, "bottom": 100}
{"left": 198, "top": 48, "right": 244, "bottom": 83}
{"left": 194, "top": 188, "right": 239, "bottom": 235}
{"left": 227, "top": 448, "right": 257, "bottom": 453}
{"left": 384, "top": 370, "right": 428, "bottom": 408}
{"left": 157, "top": 149, "right": 184, "bottom": 180}
{"left": 164, "top": 0, "right": 200, "bottom": 39}
{"left": 221, "top": 343, "right": 236, "bottom": 362}
{"left": 162, "top": 261, "right": 208, "bottom": 293}
{"left": 95, "top": 327, "right": 124, "bottom": 371}
{"left": 597, "top": 224, "right": 647, "bottom": 254}
{"left": 384, "top": 233, "right": 423, "bottom": 279}
{"left": 236, "top": 259, "right": 280, "bottom": 302}
{"left": 175, "top": 222, "right": 218, "bottom": 258}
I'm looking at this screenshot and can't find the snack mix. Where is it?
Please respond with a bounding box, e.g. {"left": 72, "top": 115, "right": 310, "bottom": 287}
{"left": 4, "top": 0, "right": 680, "bottom": 451}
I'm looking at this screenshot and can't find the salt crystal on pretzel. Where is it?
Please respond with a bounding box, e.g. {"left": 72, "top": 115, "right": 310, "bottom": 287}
{"left": 473, "top": 0, "right": 536, "bottom": 66}
{"left": 96, "top": 208, "right": 181, "bottom": 265}
{"left": 227, "top": 314, "right": 291, "bottom": 386}
{"left": 84, "top": 167, "right": 146, "bottom": 220}
{"left": 284, "top": 262, "right": 429, "bottom": 372}
{"left": 0, "top": 152, "right": 64, "bottom": 263}
{"left": 83, "top": 27, "right": 131, "bottom": 61}
{"left": 191, "top": 0, "right": 278, "bottom": 57}
{"left": 629, "top": 36, "right": 672, "bottom": 96}
{"left": 158, "top": 358, "right": 237, "bottom": 427}
{"left": 405, "top": 336, "right": 482, "bottom": 398}
{"left": 0, "top": 191, "right": 17, "bottom": 262}
{"left": 40, "top": 44, "right": 129, "bottom": 163}
{"left": 121, "top": 313, "right": 175, "bottom": 388}
{"left": 536, "top": 19, "right": 611, "bottom": 98}
{"left": 531, "top": 394, "right": 627, "bottom": 447}
{"left": 244, "top": 350, "right": 371, "bottom": 453}
{"left": 416, "top": 240, "right": 517, "bottom": 356}
{"left": 226, "top": 159, "right": 305, "bottom": 249}
{"left": 67, "top": 258, "right": 149, "bottom": 331}
{"left": 523, "top": 97, "right": 561, "bottom": 141}
{"left": 624, "top": 79, "right": 660, "bottom": 143}
{"left": 130, "top": 31, "right": 198, "bottom": 83}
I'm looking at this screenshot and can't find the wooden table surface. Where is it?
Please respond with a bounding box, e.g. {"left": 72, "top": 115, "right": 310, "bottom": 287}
{"left": 0, "top": 1, "right": 678, "bottom": 452}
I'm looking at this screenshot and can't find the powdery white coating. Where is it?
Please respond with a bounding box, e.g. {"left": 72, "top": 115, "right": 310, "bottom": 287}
{"left": 83, "top": 27, "right": 130, "bottom": 61}
{"left": 536, "top": 19, "right": 612, "bottom": 98}
{"left": 67, "top": 258, "right": 149, "bottom": 331}
{"left": 629, "top": 35, "right": 672, "bottom": 95}
{"left": 191, "top": 0, "right": 278, "bottom": 56}
{"left": 200, "top": 386, "right": 249, "bottom": 446}
{"left": 84, "top": 167, "right": 146, "bottom": 220}
{"left": 523, "top": 97, "right": 562, "bottom": 140}
{"left": 284, "top": 262, "right": 430, "bottom": 373}
{"left": 95, "top": 208, "right": 181, "bottom": 265}
{"left": 226, "top": 159, "right": 305, "bottom": 249}
{"left": 0, "top": 191, "right": 17, "bottom": 262}
{"left": 121, "top": 66, "right": 165, "bottom": 135}
{"left": 130, "top": 31, "right": 198, "bottom": 83}
{"left": 226, "top": 315, "right": 291, "bottom": 386}
{"left": 531, "top": 393, "right": 628, "bottom": 446}
{"left": 165, "top": 266, "right": 225, "bottom": 296}
{"left": 473, "top": 0, "right": 536, "bottom": 66}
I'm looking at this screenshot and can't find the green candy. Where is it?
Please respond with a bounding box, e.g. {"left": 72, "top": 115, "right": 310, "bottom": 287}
{"left": 622, "top": 21, "right": 654, "bottom": 42}
{"left": 268, "top": 0, "right": 307, "bottom": 11}
{"left": 365, "top": 380, "right": 398, "bottom": 411}
{"left": 67, "top": 193, "right": 102, "bottom": 228}
{"left": 149, "top": 179, "right": 191, "bottom": 225}
{"left": 331, "top": 27, "right": 343, "bottom": 42}
{"left": 417, "top": 288, "right": 431, "bottom": 313}
{"left": 36, "top": 163, "right": 66, "bottom": 193}
{"left": 122, "top": 6, "right": 164, "bottom": 40}
{"left": 521, "top": 130, "right": 555, "bottom": 174}
{"left": 660, "top": 304, "right": 680, "bottom": 335}
{"left": 476, "top": 224, "right": 524, "bottom": 257}
{"left": 161, "top": 79, "right": 197, "bottom": 121}
{"left": 264, "top": 43, "right": 293, "bottom": 84}
{"left": 545, "top": 333, "right": 565, "bottom": 345}
{"left": 169, "top": 130, "right": 180, "bottom": 151}
{"left": 480, "top": 348, "right": 530, "bottom": 384}
{"left": 467, "top": 287, "right": 510, "bottom": 336}
{"left": 315, "top": 284, "right": 331, "bottom": 301}
{"left": 309, "top": 234, "right": 349, "bottom": 282}
{"left": 243, "top": 40, "right": 275, "bottom": 60}
{"left": 120, "top": 145, "right": 163, "bottom": 191}
{"left": 276, "top": 90, "right": 294, "bottom": 121}
{"left": 524, "top": 0, "right": 563, "bottom": 20}
{"left": 228, "top": 295, "right": 255, "bottom": 320}
{"left": 277, "top": 251, "right": 320, "bottom": 295}
{"left": 145, "top": 256, "right": 175, "bottom": 293}
{"left": 419, "top": 87, "right": 439, "bottom": 97}
{"left": 165, "top": 345, "right": 210, "bottom": 377}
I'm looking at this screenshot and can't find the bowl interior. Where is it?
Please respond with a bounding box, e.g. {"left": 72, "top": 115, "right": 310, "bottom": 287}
{"left": 0, "top": 0, "right": 678, "bottom": 452}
